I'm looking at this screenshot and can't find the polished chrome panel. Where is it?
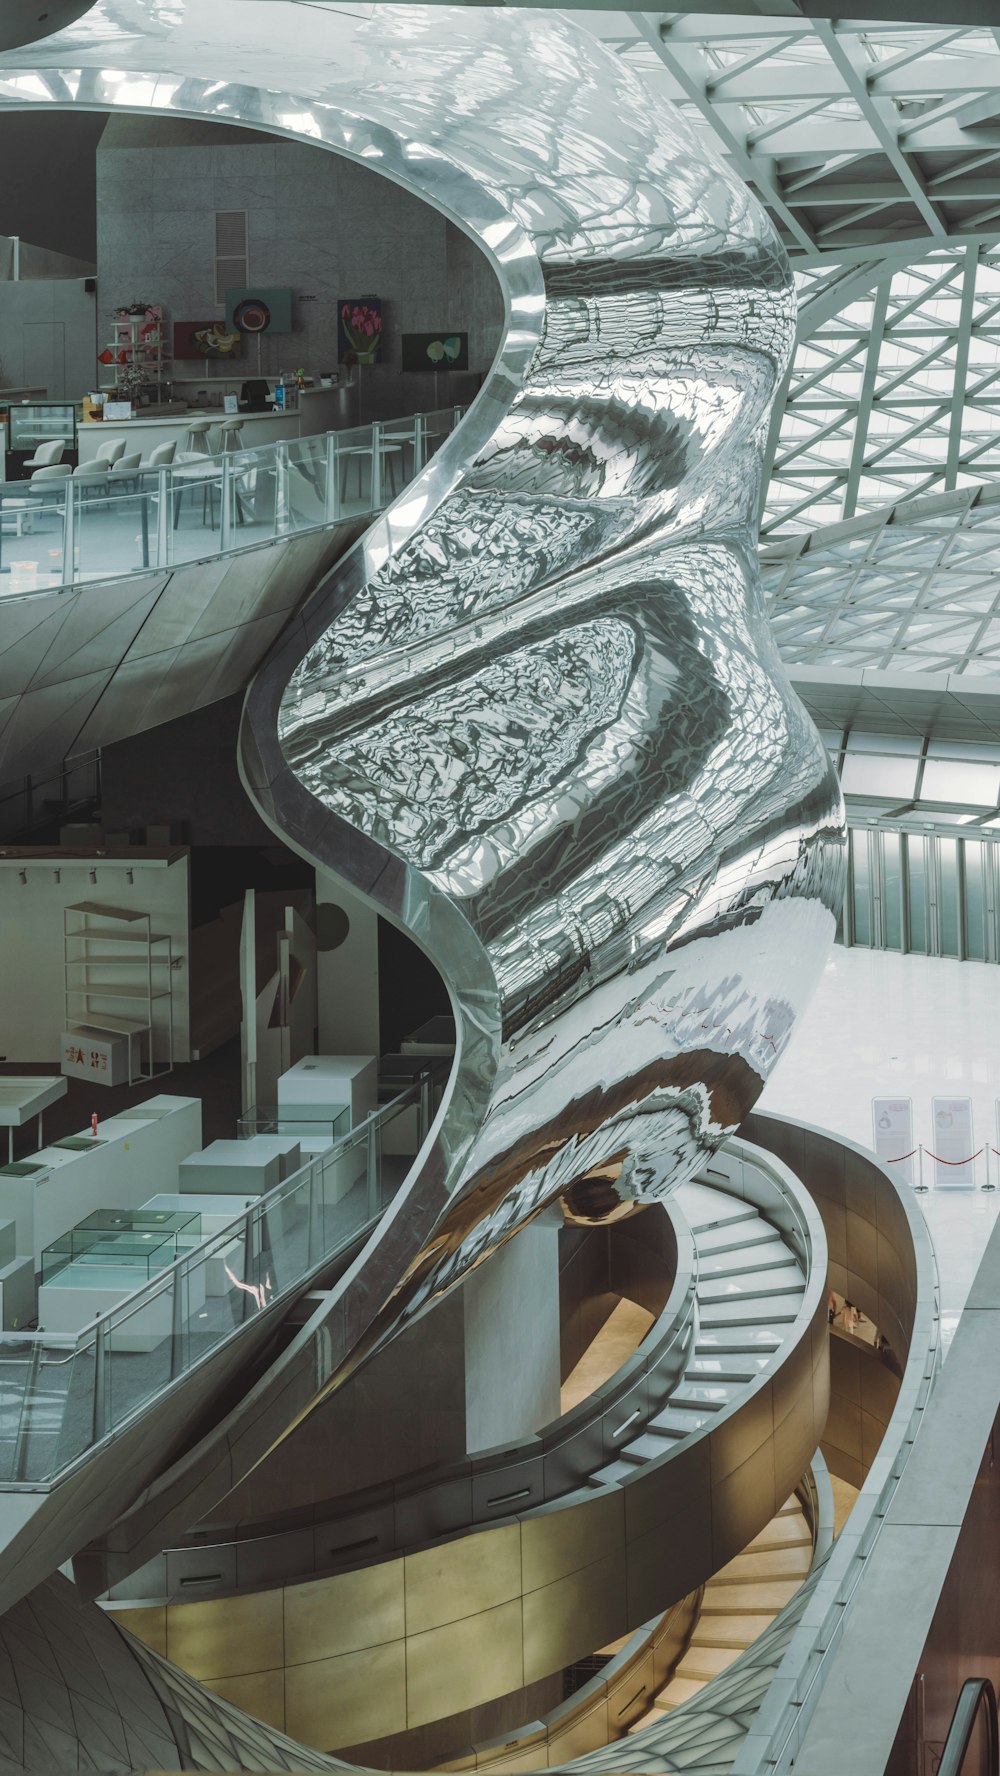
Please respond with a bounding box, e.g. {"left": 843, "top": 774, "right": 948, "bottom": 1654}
{"left": 0, "top": 0, "right": 842, "bottom": 1643}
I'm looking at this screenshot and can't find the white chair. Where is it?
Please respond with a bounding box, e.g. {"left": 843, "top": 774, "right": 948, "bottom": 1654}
{"left": 72, "top": 438, "right": 127, "bottom": 477}
{"left": 28, "top": 462, "right": 72, "bottom": 516}
{"left": 139, "top": 440, "right": 177, "bottom": 471}
{"left": 30, "top": 463, "right": 71, "bottom": 480}
{"left": 21, "top": 438, "right": 65, "bottom": 473}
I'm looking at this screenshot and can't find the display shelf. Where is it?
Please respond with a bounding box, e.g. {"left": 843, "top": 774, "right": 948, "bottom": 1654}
{"left": 98, "top": 314, "right": 165, "bottom": 398}
{"left": 64, "top": 903, "right": 174, "bottom": 1085}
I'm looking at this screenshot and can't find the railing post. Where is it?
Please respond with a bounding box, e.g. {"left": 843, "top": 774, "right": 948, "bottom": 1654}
{"left": 324, "top": 432, "right": 342, "bottom": 522}
{"left": 62, "top": 478, "right": 76, "bottom": 582}
{"left": 12, "top": 1341, "right": 41, "bottom": 1482}
{"left": 419, "top": 1070, "right": 431, "bottom": 1147}
{"left": 413, "top": 414, "right": 427, "bottom": 474}
{"left": 242, "top": 1206, "right": 255, "bottom": 1319}
{"left": 156, "top": 466, "right": 170, "bottom": 567}
{"left": 275, "top": 440, "right": 290, "bottom": 535}
{"left": 453, "top": 404, "right": 464, "bottom": 430}
{"left": 220, "top": 454, "right": 233, "bottom": 551}
{"left": 366, "top": 1128, "right": 378, "bottom": 1218}
{"left": 370, "top": 421, "right": 383, "bottom": 511}
{"left": 170, "top": 1265, "right": 184, "bottom": 1379}
{"left": 308, "top": 1163, "right": 322, "bottom": 1266}
{"left": 92, "top": 1323, "right": 107, "bottom": 1442}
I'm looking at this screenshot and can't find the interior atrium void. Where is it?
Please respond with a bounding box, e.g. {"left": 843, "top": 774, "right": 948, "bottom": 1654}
{"left": 0, "top": 5, "right": 998, "bottom": 1776}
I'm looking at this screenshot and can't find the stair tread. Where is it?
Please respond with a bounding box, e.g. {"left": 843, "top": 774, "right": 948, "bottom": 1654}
{"left": 692, "top": 1614, "right": 779, "bottom": 1646}
{"left": 673, "top": 1184, "right": 760, "bottom": 1232}
{"left": 655, "top": 1676, "right": 706, "bottom": 1709}
{"left": 745, "top": 1517, "right": 811, "bottom": 1551}
{"left": 649, "top": 1405, "right": 713, "bottom": 1436}
{"left": 702, "top": 1579, "right": 803, "bottom": 1612}
{"left": 693, "top": 1222, "right": 780, "bottom": 1255}
{"left": 698, "top": 1240, "right": 797, "bottom": 1277}
{"left": 698, "top": 1270, "right": 804, "bottom": 1303}
{"left": 696, "top": 1328, "right": 783, "bottom": 1351}
{"left": 675, "top": 1643, "right": 745, "bottom": 1680}
{"left": 688, "top": 1357, "right": 772, "bottom": 1382}
{"left": 591, "top": 1458, "right": 638, "bottom": 1486}
{"left": 620, "top": 1431, "right": 679, "bottom": 1461}
{"left": 713, "top": 1545, "right": 812, "bottom": 1584}
{"left": 698, "top": 1303, "right": 798, "bottom": 1327}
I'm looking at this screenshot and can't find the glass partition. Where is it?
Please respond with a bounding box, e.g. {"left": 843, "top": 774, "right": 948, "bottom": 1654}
{"left": 0, "top": 1068, "right": 440, "bottom": 1488}
{"left": 0, "top": 404, "right": 467, "bottom": 596}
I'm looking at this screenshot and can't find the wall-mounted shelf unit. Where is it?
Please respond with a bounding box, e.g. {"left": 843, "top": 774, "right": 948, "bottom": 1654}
{"left": 98, "top": 314, "right": 165, "bottom": 396}
{"left": 64, "top": 902, "right": 174, "bottom": 1085}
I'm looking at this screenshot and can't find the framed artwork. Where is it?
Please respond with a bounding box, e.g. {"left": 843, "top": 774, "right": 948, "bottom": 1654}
{"left": 173, "top": 320, "right": 242, "bottom": 360}
{"left": 338, "top": 296, "right": 383, "bottom": 364}
{"left": 224, "top": 286, "right": 294, "bottom": 335}
{"left": 401, "top": 331, "right": 469, "bottom": 372}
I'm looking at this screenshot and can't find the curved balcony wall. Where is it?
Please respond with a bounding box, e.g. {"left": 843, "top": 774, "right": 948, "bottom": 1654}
{"left": 0, "top": 411, "right": 463, "bottom": 782}
{"left": 103, "top": 1137, "right": 827, "bottom": 1754}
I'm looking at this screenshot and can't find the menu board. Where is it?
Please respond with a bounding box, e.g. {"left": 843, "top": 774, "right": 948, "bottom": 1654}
{"left": 930, "top": 1096, "right": 976, "bottom": 1188}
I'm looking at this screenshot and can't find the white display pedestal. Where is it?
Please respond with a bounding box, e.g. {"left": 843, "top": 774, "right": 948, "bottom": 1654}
{"left": 143, "top": 1191, "right": 259, "bottom": 1297}
{"left": 61, "top": 1028, "right": 132, "bottom": 1088}
{"left": 0, "top": 1076, "right": 67, "bottom": 1162}
{"left": 0, "top": 1095, "right": 202, "bottom": 1266}
{"left": 277, "top": 1054, "right": 376, "bottom": 1131}
{"left": 178, "top": 1136, "right": 292, "bottom": 1196}
{"left": 38, "top": 1259, "right": 207, "bottom": 1348}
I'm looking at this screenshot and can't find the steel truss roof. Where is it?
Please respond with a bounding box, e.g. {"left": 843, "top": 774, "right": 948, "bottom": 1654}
{"left": 762, "top": 479, "right": 1000, "bottom": 673}
{"left": 592, "top": 11, "right": 1000, "bottom": 260}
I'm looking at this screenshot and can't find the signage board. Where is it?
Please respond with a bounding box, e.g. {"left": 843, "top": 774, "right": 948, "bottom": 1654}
{"left": 931, "top": 1096, "right": 976, "bottom": 1188}
{"left": 872, "top": 1098, "right": 915, "bottom": 1186}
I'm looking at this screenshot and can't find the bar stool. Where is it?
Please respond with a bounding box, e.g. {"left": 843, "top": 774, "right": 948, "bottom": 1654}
{"left": 176, "top": 418, "right": 214, "bottom": 463}
{"left": 217, "top": 418, "right": 248, "bottom": 525}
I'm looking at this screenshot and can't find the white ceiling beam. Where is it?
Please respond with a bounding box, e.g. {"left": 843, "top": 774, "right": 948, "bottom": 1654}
{"left": 625, "top": 12, "right": 817, "bottom": 252}
{"left": 811, "top": 21, "right": 946, "bottom": 240}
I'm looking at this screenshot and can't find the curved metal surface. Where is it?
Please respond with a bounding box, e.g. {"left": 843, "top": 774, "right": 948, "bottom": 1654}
{"left": 0, "top": 0, "right": 844, "bottom": 1617}
{"left": 941, "top": 1680, "right": 1000, "bottom": 1776}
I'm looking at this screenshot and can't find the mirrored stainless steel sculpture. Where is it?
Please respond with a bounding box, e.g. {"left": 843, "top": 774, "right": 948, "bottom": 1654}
{"left": 0, "top": 0, "right": 844, "bottom": 1620}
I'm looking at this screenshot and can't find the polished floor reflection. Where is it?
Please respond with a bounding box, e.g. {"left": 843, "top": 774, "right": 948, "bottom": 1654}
{"left": 760, "top": 943, "right": 1000, "bottom": 1349}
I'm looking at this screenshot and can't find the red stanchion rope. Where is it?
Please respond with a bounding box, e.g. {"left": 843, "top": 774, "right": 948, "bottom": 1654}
{"left": 886, "top": 1148, "right": 919, "bottom": 1162}
{"left": 924, "top": 1147, "right": 984, "bottom": 1165}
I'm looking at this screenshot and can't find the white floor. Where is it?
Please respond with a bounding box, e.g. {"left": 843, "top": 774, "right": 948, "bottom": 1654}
{"left": 760, "top": 944, "right": 1000, "bottom": 1351}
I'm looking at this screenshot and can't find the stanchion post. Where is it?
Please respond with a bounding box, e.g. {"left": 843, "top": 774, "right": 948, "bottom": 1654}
{"left": 916, "top": 1143, "right": 928, "bottom": 1192}
{"left": 985, "top": 1144, "right": 996, "bottom": 1192}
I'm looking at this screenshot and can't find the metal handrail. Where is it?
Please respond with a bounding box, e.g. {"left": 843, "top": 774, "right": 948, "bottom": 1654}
{"left": 732, "top": 1114, "right": 941, "bottom": 1776}
{"left": 0, "top": 405, "right": 466, "bottom": 596}
{"left": 0, "top": 1065, "right": 443, "bottom": 1489}
{"left": 941, "top": 1680, "right": 1000, "bottom": 1776}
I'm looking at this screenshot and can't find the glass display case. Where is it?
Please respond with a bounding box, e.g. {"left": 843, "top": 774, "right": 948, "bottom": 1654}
{"left": 41, "top": 1207, "right": 201, "bottom": 1284}
{"left": 7, "top": 402, "right": 78, "bottom": 454}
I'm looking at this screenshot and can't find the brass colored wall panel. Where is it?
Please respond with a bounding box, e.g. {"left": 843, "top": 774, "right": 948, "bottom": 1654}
{"left": 284, "top": 1557, "right": 404, "bottom": 1665}
{"left": 625, "top": 1499, "right": 713, "bottom": 1627}
{"left": 710, "top": 1435, "right": 777, "bottom": 1571}
{"left": 286, "top": 1638, "right": 407, "bottom": 1748}
{"left": 546, "top": 1699, "right": 611, "bottom": 1764}
{"left": 404, "top": 1523, "right": 521, "bottom": 1635}
{"left": 119, "top": 1605, "right": 167, "bottom": 1658}
{"left": 406, "top": 1598, "right": 524, "bottom": 1728}
{"left": 166, "top": 1587, "right": 284, "bottom": 1681}
{"left": 203, "top": 1668, "right": 286, "bottom": 1732}
{"left": 522, "top": 1551, "right": 627, "bottom": 1686}
{"left": 519, "top": 1490, "right": 623, "bottom": 1595}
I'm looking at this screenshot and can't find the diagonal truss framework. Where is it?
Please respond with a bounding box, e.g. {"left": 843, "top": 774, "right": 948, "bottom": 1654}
{"left": 764, "top": 245, "right": 1000, "bottom": 535}
{"left": 762, "top": 480, "right": 1000, "bottom": 672}
{"left": 606, "top": 12, "right": 1000, "bottom": 259}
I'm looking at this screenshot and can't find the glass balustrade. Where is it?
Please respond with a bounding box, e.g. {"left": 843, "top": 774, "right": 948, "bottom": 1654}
{"left": 0, "top": 1070, "right": 438, "bottom": 1488}
{"left": 0, "top": 407, "right": 464, "bottom": 597}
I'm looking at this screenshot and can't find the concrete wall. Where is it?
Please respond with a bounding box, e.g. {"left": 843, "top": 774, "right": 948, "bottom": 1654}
{"left": 95, "top": 118, "right": 503, "bottom": 416}
{"left": 0, "top": 278, "right": 97, "bottom": 398}
{"left": 464, "top": 1222, "right": 562, "bottom": 1454}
